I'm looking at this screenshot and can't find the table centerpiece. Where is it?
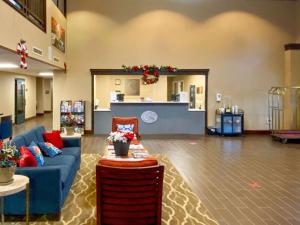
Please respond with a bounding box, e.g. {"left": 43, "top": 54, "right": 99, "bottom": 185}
{"left": 0, "top": 141, "right": 21, "bottom": 185}
{"left": 107, "top": 131, "right": 135, "bottom": 156}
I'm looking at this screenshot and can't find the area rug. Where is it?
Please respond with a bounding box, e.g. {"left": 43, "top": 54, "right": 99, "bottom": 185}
{"left": 7, "top": 154, "right": 218, "bottom": 225}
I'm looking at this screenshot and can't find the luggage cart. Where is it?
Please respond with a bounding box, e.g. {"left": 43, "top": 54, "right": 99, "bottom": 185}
{"left": 268, "top": 87, "right": 300, "bottom": 143}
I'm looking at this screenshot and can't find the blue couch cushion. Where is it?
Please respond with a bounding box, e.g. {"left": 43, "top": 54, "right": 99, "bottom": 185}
{"left": 61, "top": 147, "right": 81, "bottom": 162}
{"left": 32, "top": 126, "right": 46, "bottom": 143}
{"left": 44, "top": 155, "right": 76, "bottom": 189}
{"left": 22, "top": 130, "right": 39, "bottom": 146}
{"left": 11, "top": 135, "right": 26, "bottom": 150}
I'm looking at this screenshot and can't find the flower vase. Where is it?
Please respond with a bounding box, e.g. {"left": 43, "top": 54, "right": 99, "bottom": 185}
{"left": 0, "top": 166, "right": 16, "bottom": 185}
{"left": 66, "top": 127, "right": 74, "bottom": 136}
{"left": 113, "top": 141, "right": 131, "bottom": 157}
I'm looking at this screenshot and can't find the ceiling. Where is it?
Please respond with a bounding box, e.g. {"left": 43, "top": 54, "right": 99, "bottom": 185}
{"left": 0, "top": 47, "right": 61, "bottom": 77}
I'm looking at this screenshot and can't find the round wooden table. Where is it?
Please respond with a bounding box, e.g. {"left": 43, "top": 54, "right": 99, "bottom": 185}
{"left": 0, "top": 175, "right": 30, "bottom": 224}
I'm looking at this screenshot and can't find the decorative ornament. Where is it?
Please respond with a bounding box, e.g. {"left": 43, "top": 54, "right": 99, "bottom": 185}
{"left": 122, "top": 65, "right": 177, "bottom": 85}
{"left": 16, "top": 39, "right": 29, "bottom": 69}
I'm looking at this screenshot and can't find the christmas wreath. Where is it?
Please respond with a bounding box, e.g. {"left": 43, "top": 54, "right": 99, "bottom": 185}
{"left": 122, "top": 65, "right": 177, "bottom": 85}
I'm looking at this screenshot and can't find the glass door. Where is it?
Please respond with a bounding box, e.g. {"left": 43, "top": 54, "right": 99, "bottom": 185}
{"left": 15, "top": 79, "right": 25, "bottom": 124}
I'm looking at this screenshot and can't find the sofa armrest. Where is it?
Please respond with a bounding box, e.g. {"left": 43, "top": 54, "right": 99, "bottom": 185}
{"left": 62, "top": 137, "right": 81, "bottom": 148}
{"left": 11, "top": 166, "right": 62, "bottom": 214}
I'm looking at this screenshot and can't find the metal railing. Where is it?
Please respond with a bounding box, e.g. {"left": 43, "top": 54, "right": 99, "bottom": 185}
{"left": 3, "top": 0, "right": 46, "bottom": 31}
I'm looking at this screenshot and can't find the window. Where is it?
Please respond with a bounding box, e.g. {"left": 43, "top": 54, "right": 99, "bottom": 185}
{"left": 4, "top": 0, "right": 46, "bottom": 31}
{"left": 52, "top": 0, "right": 66, "bottom": 17}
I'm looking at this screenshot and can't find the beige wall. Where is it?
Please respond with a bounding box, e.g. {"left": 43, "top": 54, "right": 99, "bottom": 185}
{"left": 43, "top": 79, "right": 52, "bottom": 111}
{"left": 0, "top": 72, "right": 36, "bottom": 121}
{"left": 54, "top": 0, "right": 298, "bottom": 131}
{"left": 283, "top": 50, "right": 300, "bottom": 129}
{"left": 36, "top": 78, "right": 44, "bottom": 114}
{"left": 169, "top": 75, "right": 206, "bottom": 109}
{"left": 95, "top": 75, "right": 167, "bottom": 109}
{"left": 36, "top": 78, "right": 53, "bottom": 113}
{"left": 297, "top": 2, "right": 300, "bottom": 42}
{"left": 0, "top": 0, "right": 66, "bottom": 68}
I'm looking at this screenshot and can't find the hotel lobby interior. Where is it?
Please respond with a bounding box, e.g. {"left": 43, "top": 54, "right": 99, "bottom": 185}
{"left": 0, "top": 0, "right": 300, "bottom": 224}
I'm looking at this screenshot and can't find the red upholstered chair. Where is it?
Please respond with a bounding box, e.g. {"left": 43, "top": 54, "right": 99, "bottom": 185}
{"left": 96, "top": 164, "right": 164, "bottom": 225}
{"left": 112, "top": 117, "right": 140, "bottom": 139}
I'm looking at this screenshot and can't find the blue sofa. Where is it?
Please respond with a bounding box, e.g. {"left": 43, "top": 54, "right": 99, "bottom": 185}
{"left": 4, "top": 125, "right": 81, "bottom": 216}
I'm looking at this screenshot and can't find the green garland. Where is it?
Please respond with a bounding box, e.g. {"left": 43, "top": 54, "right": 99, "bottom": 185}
{"left": 122, "top": 65, "right": 177, "bottom": 85}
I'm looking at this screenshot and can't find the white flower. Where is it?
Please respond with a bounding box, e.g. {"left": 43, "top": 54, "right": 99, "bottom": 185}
{"left": 107, "top": 131, "right": 127, "bottom": 143}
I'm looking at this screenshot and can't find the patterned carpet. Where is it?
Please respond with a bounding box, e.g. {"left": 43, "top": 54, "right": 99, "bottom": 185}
{"left": 7, "top": 154, "right": 218, "bottom": 225}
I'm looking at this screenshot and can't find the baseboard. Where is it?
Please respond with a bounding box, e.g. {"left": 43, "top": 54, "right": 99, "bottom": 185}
{"left": 44, "top": 111, "right": 52, "bottom": 113}
{"left": 244, "top": 130, "right": 270, "bottom": 135}
{"left": 84, "top": 130, "right": 93, "bottom": 135}
{"left": 36, "top": 113, "right": 44, "bottom": 116}
{"left": 284, "top": 43, "right": 300, "bottom": 51}
{"left": 25, "top": 115, "right": 37, "bottom": 121}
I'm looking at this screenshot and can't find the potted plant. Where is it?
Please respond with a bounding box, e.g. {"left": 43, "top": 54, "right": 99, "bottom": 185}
{"left": 107, "top": 131, "right": 135, "bottom": 156}
{"left": 63, "top": 113, "right": 76, "bottom": 135}
{"left": 0, "top": 141, "right": 21, "bottom": 185}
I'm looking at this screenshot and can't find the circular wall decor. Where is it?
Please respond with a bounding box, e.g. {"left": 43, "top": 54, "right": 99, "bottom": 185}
{"left": 141, "top": 111, "right": 158, "bottom": 124}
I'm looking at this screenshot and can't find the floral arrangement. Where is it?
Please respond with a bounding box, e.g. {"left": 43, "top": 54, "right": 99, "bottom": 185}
{"left": 107, "top": 131, "right": 135, "bottom": 143}
{"left": 122, "top": 65, "right": 177, "bottom": 85}
{"left": 0, "top": 141, "right": 21, "bottom": 168}
{"left": 63, "top": 112, "right": 77, "bottom": 127}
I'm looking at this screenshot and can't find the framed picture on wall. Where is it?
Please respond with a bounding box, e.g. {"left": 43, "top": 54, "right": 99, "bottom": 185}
{"left": 51, "top": 17, "right": 65, "bottom": 53}
{"left": 124, "top": 79, "right": 140, "bottom": 96}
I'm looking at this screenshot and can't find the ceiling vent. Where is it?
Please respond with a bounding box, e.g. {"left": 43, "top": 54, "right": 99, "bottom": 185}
{"left": 32, "top": 47, "right": 43, "bottom": 56}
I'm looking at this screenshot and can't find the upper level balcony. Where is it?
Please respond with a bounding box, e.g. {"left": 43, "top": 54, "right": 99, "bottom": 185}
{"left": 0, "top": 0, "right": 67, "bottom": 69}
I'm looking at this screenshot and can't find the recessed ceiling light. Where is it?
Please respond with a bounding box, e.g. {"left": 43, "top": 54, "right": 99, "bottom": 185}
{"left": 0, "top": 63, "right": 19, "bottom": 69}
{"left": 39, "top": 72, "right": 54, "bottom": 76}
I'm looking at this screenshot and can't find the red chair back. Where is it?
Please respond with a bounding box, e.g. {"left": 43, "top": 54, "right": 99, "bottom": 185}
{"left": 96, "top": 164, "right": 164, "bottom": 225}
{"left": 112, "top": 117, "right": 140, "bottom": 138}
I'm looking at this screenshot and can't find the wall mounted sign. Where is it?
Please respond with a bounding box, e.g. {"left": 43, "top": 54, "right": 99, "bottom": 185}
{"left": 51, "top": 17, "right": 65, "bottom": 53}
{"left": 141, "top": 111, "right": 158, "bottom": 124}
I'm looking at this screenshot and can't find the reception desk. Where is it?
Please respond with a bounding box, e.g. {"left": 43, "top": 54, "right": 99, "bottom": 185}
{"left": 94, "top": 102, "right": 205, "bottom": 135}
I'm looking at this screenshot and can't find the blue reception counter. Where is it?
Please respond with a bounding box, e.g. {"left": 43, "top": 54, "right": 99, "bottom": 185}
{"left": 94, "top": 102, "right": 205, "bottom": 135}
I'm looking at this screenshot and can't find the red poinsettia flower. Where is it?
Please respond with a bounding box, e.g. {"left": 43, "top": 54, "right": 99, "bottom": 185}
{"left": 153, "top": 70, "right": 159, "bottom": 77}
{"left": 123, "top": 132, "right": 135, "bottom": 141}
{"left": 143, "top": 70, "right": 149, "bottom": 76}
{"left": 133, "top": 66, "right": 139, "bottom": 72}
{"left": 143, "top": 65, "right": 149, "bottom": 70}
{"left": 0, "top": 140, "right": 3, "bottom": 150}
{"left": 167, "top": 66, "right": 174, "bottom": 72}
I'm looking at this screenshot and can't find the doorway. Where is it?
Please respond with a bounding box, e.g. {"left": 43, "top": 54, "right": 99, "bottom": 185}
{"left": 15, "top": 78, "right": 25, "bottom": 124}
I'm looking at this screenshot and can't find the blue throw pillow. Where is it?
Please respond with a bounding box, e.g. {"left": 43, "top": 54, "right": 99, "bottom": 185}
{"left": 117, "top": 124, "right": 134, "bottom": 132}
{"left": 38, "top": 142, "right": 62, "bottom": 158}
{"left": 27, "top": 141, "right": 44, "bottom": 167}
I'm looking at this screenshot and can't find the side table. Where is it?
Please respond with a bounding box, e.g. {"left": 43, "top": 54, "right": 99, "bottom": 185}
{"left": 0, "top": 175, "right": 30, "bottom": 224}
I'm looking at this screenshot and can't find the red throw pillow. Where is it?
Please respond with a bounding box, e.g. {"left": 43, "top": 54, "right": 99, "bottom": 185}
{"left": 43, "top": 130, "right": 64, "bottom": 149}
{"left": 18, "top": 146, "right": 37, "bottom": 167}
